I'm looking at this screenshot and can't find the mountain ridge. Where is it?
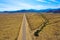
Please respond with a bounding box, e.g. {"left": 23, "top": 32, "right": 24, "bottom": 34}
{"left": 0, "top": 8, "right": 60, "bottom": 13}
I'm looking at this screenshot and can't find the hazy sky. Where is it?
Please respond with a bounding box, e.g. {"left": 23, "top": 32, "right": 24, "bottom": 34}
{"left": 0, "top": 0, "right": 60, "bottom": 11}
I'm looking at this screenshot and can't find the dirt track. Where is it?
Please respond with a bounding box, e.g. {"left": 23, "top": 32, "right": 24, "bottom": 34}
{"left": 17, "top": 14, "right": 32, "bottom": 40}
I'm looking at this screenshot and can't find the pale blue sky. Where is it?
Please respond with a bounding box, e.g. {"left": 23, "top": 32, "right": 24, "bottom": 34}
{"left": 0, "top": 0, "right": 60, "bottom": 11}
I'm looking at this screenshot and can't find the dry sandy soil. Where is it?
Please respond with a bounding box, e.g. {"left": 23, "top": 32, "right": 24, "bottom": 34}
{"left": 0, "top": 13, "right": 60, "bottom": 40}
{"left": 26, "top": 13, "right": 60, "bottom": 40}
{"left": 0, "top": 13, "right": 23, "bottom": 40}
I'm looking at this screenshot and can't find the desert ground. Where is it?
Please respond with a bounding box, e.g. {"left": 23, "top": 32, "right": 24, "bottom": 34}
{"left": 0, "top": 13, "right": 60, "bottom": 40}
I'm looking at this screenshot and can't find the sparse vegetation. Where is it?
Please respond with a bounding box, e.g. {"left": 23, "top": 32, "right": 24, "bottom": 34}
{"left": 26, "top": 13, "right": 60, "bottom": 40}
{"left": 26, "top": 13, "right": 45, "bottom": 30}
{"left": 34, "top": 14, "right": 49, "bottom": 37}
{"left": 0, "top": 13, "right": 60, "bottom": 40}
{"left": 0, "top": 13, "right": 23, "bottom": 40}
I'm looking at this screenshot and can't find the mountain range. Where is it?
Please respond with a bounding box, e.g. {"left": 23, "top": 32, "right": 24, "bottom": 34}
{"left": 0, "top": 8, "right": 60, "bottom": 13}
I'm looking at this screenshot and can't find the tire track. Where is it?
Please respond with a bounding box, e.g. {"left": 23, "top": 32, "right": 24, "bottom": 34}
{"left": 34, "top": 14, "right": 49, "bottom": 37}
{"left": 17, "top": 14, "right": 26, "bottom": 40}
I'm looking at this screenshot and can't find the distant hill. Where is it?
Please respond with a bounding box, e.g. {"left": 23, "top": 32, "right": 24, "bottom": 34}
{"left": 0, "top": 8, "right": 60, "bottom": 13}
